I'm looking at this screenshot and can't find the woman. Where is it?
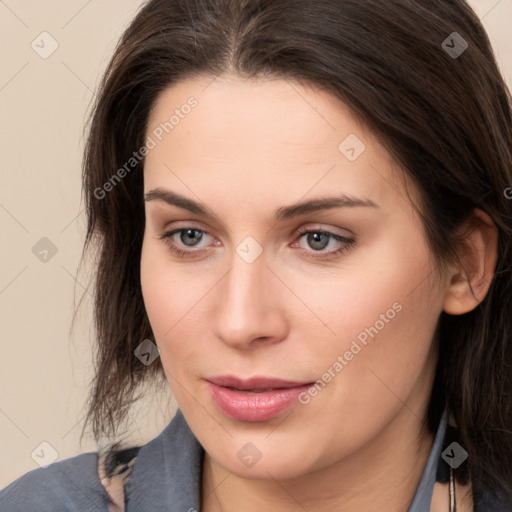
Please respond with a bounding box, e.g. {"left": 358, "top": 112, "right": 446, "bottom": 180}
{"left": 1, "top": 0, "right": 511, "bottom": 510}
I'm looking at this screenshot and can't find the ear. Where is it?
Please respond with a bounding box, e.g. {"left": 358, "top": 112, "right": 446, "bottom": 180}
{"left": 443, "top": 208, "right": 498, "bottom": 315}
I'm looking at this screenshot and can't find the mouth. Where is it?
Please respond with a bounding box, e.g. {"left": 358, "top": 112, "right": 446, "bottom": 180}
{"left": 205, "top": 375, "right": 314, "bottom": 421}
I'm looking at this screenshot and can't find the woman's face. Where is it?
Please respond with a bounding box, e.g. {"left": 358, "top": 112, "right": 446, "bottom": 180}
{"left": 140, "top": 74, "right": 449, "bottom": 479}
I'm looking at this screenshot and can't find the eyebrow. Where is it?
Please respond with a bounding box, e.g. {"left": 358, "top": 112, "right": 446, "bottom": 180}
{"left": 144, "top": 187, "right": 378, "bottom": 222}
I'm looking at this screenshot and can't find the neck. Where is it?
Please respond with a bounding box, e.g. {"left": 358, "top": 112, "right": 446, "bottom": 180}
{"left": 201, "top": 407, "right": 436, "bottom": 512}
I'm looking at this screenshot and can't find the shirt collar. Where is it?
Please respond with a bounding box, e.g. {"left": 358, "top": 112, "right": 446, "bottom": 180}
{"left": 408, "top": 410, "right": 448, "bottom": 511}
{"left": 126, "top": 409, "right": 204, "bottom": 512}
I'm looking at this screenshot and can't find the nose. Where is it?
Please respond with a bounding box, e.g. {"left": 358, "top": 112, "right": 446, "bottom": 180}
{"left": 212, "top": 249, "right": 289, "bottom": 349}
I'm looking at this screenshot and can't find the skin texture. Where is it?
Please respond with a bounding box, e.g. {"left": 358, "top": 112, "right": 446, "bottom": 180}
{"left": 140, "top": 74, "right": 497, "bottom": 512}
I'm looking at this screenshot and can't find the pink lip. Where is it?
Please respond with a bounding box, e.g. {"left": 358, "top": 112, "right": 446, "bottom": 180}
{"left": 206, "top": 375, "right": 314, "bottom": 421}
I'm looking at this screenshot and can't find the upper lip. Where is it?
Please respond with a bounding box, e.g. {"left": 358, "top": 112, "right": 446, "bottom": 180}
{"left": 206, "top": 375, "right": 313, "bottom": 390}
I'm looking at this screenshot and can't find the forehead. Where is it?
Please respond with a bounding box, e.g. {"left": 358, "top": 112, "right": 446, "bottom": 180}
{"left": 143, "top": 74, "right": 414, "bottom": 213}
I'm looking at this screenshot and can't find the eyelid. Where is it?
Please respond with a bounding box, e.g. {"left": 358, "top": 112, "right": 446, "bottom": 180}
{"left": 294, "top": 223, "right": 353, "bottom": 239}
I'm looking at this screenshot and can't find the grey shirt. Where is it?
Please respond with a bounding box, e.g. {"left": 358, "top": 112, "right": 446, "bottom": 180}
{"left": 1, "top": 409, "right": 510, "bottom": 511}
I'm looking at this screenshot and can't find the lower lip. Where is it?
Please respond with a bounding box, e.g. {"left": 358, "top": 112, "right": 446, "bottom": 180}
{"left": 207, "top": 382, "right": 312, "bottom": 421}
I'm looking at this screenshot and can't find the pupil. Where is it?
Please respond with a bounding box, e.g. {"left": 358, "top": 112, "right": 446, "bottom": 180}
{"left": 308, "top": 232, "right": 328, "bottom": 250}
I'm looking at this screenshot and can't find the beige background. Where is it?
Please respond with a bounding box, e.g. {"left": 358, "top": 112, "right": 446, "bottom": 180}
{"left": 1, "top": 0, "right": 511, "bottom": 487}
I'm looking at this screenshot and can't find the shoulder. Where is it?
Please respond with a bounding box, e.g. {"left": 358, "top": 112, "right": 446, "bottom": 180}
{"left": 0, "top": 452, "right": 108, "bottom": 512}
{"left": 0, "top": 411, "right": 203, "bottom": 512}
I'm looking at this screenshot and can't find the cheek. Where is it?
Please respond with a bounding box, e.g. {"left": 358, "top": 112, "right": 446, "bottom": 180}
{"left": 140, "top": 237, "right": 213, "bottom": 373}
{"left": 141, "top": 233, "right": 197, "bottom": 328}
{"left": 140, "top": 240, "right": 173, "bottom": 335}
{"left": 280, "top": 227, "right": 437, "bottom": 354}
{"left": 288, "top": 232, "right": 441, "bottom": 405}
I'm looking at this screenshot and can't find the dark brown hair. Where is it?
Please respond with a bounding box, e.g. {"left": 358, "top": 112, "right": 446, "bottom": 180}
{"left": 78, "top": 0, "right": 512, "bottom": 503}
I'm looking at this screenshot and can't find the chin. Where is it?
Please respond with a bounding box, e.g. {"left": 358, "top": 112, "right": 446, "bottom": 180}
{"left": 206, "top": 433, "right": 324, "bottom": 481}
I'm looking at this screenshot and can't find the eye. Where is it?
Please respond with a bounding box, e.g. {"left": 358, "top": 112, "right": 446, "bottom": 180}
{"left": 159, "top": 227, "right": 214, "bottom": 256}
{"left": 292, "top": 227, "right": 355, "bottom": 258}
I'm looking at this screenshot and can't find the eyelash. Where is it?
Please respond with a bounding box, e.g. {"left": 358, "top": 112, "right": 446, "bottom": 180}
{"left": 158, "top": 226, "right": 356, "bottom": 260}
